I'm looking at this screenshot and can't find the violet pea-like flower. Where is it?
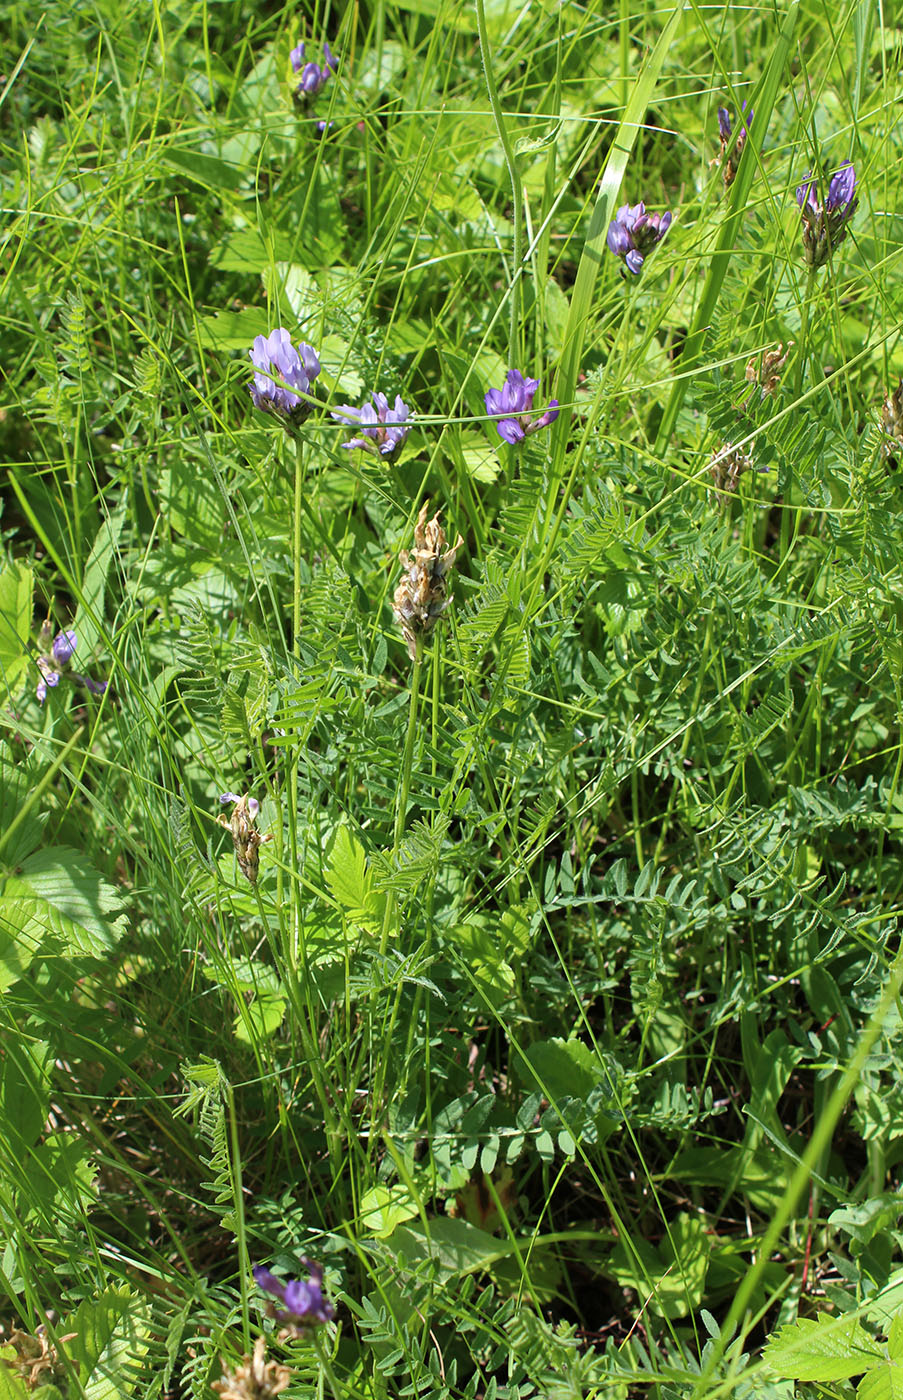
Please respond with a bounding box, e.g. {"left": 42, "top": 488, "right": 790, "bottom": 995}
{"left": 253, "top": 1261, "right": 335, "bottom": 1332}
{"left": 606, "top": 202, "right": 672, "bottom": 275}
{"left": 331, "top": 392, "right": 411, "bottom": 458}
{"left": 35, "top": 628, "right": 107, "bottom": 704}
{"left": 717, "top": 102, "right": 752, "bottom": 187}
{"left": 248, "top": 328, "right": 321, "bottom": 424}
{"left": 291, "top": 41, "right": 337, "bottom": 98}
{"left": 484, "top": 370, "right": 559, "bottom": 445}
{"left": 796, "top": 160, "right": 858, "bottom": 268}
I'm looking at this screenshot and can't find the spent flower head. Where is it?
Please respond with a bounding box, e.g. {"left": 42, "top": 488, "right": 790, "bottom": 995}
{"left": 212, "top": 1337, "right": 291, "bottom": 1400}
{"left": 708, "top": 441, "right": 766, "bottom": 503}
{"left": 218, "top": 794, "right": 272, "bottom": 885}
{"left": 393, "top": 503, "right": 463, "bottom": 660}
{"left": 484, "top": 370, "right": 559, "bottom": 444}
{"left": 248, "top": 328, "right": 321, "bottom": 427}
{"left": 881, "top": 379, "right": 903, "bottom": 463}
{"left": 796, "top": 160, "right": 858, "bottom": 268}
{"left": 291, "top": 41, "right": 337, "bottom": 100}
{"left": 717, "top": 102, "right": 752, "bottom": 188}
{"left": 742, "top": 342, "right": 793, "bottom": 402}
{"left": 331, "top": 392, "right": 412, "bottom": 457}
{"left": 253, "top": 1262, "right": 335, "bottom": 1335}
{"left": 606, "top": 201, "right": 673, "bottom": 275}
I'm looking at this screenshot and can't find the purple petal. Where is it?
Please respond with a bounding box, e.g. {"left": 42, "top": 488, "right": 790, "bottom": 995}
{"left": 298, "top": 342, "right": 321, "bottom": 383}
{"left": 827, "top": 161, "right": 855, "bottom": 209}
{"left": 331, "top": 404, "right": 362, "bottom": 424}
{"left": 52, "top": 630, "right": 77, "bottom": 665}
{"left": 496, "top": 418, "right": 525, "bottom": 445}
{"left": 253, "top": 1266, "right": 286, "bottom": 1300}
{"left": 607, "top": 221, "right": 631, "bottom": 256}
{"left": 290, "top": 42, "right": 305, "bottom": 73}
{"left": 324, "top": 41, "right": 338, "bottom": 72}
{"left": 625, "top": 249, "right": 645, "bottom": 275}
{"left": 658, "top": 210, "right": 673, "bottom": 237}
{"left": 300, "top": 61, "right": 324, "bottom": 93}
{"left": 220, "top": 793, "right": 242, "bottom": 804}
{"left": 36, "top": 679, "right": 47, "bottom": 704}
{"left": 484, "top": 388, "right": 504, "bottom": 416}
{"left": 717, "top": 107, "right": 731, "bottom": 140}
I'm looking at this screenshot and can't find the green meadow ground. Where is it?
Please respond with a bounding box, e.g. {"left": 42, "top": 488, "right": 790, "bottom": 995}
{"left": 2, "top": 0, "right": 903, "bottom": 1395}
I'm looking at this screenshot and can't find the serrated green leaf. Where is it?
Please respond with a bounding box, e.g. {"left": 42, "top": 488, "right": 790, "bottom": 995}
{"left": 764, "top": 1315, "right": 883, "bottom": 1381}
{"left": 858, "top": 1360, "right": 903, "bottom": 1400}
{"left": 326, "top": 824, "right": 383, "bottom": 930}
{"left": 1, "top": 848, "right": 127, "bottom": 959}
{"left": 0, "top": 1039, "right": 51, "bottom": 1150}
{"left": 0, "top": 1361, "right": 28, "bottom": 1400}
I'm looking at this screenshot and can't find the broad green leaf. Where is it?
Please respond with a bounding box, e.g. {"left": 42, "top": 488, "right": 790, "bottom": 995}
{"left": 608, "top": 1212, "right": 709, "bottom": 1319}
{"left": 764, "top": 1314, "right": 883, "bottom": 1381}
{"left": 0, "top": 899, "right": 43, "bottom": 988}
{"left": 859, "top": 1362, "right": 903, "bottom": 1400}
{"left": 0, "top": 1038, "right": 51, "bottom": 1150}
{"left": 0, "top": 1359, "right": 28, "bottom": 1400}
{"left": 2, "top": 848, "right": 127, "bottom": 959}
{"left": 326, "top": 825, "right": 383, "bottom": 931}
{"left": 234, "top": 992, "right": 286, "bottom": 1044}
{"left": 0, "top": 744, "right": 46, "bottom": 865}
{"left": 70, "top": 1289, "right": 151, "bottom": 1400}
{"left": 161, "top": 147, "right": 241, "bottom": 191}
{"left": 0, "top": 560, "right": 33, "bottom": 698}
{"left": 359, "top": 1185, "right": 420, "bottom": 1238}
{"left": 522, "top": 1037, "right": 598, "bottom": 1102}
{"left": 385, "top": 1216, "right": 514, "bottom": 1279}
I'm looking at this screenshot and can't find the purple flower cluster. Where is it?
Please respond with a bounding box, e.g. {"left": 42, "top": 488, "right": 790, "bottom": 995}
{"left": 606, "top": 202, "right": 673, "bottom": 275}
{"left": 290, "top": 40, "right": 337, "bottom": 100}
{"left": 796, "top": 161, "right": 858, "bottom": 268}
{"left": 253, "top": 1261, "right": 334, "bottom": 1332}
{"left": 248, "top": 332, "right": 561, "bottom": 453}
{"left": 484, "top": 371, "right": 559, "bottom": 444}
{"left": 331, "top": 393, "right": 412, "bottom": 457}
{"left": 248, "top": 329, "right": 321, "bottom": 424}
{"left": 717, "top": 102, "right": 752, "bottom": 187}
{"left": 35, "top": 627, "right": 107, "bottom": 705}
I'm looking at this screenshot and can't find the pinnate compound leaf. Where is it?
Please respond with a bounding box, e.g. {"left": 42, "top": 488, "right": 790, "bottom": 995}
{"left": 763, "top": 1314, "right": 883, "bottom": 1381}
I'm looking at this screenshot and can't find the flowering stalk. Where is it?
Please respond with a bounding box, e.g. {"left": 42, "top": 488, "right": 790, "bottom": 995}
{"left": 290, "top": 41, "right": 337, "bottom": 100}
{"left": 796, "top": 161, "right": 858, "bottom": 269}
{"left": 35, "top": 626, "right": 107, "bottom": 705}
{"left": 717, "top": 103, "right": 752, "bottom": 188}
{"left": 606, "top": 201, "right": 672, "bottom": 275}
{"left": 484, "top": 371, "right": 559, "bottom": 444}
{"left": 248, "top": 329, "right": 321, "bottom": 430}
{"left": 331, "top": 392, "right": 411, "bottom": 457}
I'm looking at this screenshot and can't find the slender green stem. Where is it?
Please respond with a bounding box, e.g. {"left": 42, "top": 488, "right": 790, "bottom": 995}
{"left": 475, "top": 0, "right": 523, "bottom": 363}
